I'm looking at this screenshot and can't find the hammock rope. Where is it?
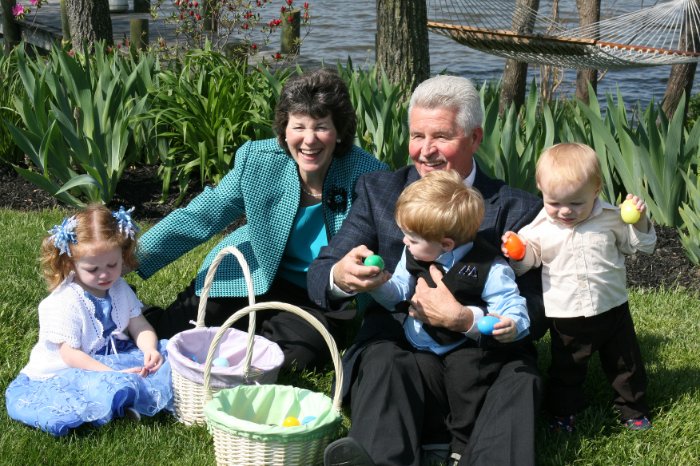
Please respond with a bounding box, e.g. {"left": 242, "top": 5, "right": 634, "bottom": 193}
{"left": 427, "top": 0, "right": 700, "bottom": 68}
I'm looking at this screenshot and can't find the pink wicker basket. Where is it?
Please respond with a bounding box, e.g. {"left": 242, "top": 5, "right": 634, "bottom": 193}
{"left": 167, "top": 246, "right": 284, "bottom": 425}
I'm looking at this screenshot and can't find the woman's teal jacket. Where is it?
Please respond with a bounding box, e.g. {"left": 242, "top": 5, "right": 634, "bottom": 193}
{"left": 136, "top": 138, "right": 387, "bottom": 298}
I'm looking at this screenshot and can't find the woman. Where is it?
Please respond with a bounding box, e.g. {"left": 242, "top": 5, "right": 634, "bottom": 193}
{"left": 136, "top": 69, "right": 387, "bottom": 370}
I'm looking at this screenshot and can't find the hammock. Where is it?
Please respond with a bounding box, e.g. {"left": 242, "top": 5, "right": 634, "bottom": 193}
{"left": 427, "top": 0, "right": 700, "bottom": 69}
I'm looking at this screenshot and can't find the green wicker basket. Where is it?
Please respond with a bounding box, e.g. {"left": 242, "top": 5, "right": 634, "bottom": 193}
{"left": 202, "top": 302, "right": 344, "bottom": 466}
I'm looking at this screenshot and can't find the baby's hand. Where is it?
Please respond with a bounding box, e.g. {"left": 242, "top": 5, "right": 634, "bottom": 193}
{"left": 624, "top": 194, "right": 647, "bottom": 215}
{"left": 501, "top": 231, "right": 527, "bottom": 260}
{"left": 491, "top": 315, "right": 517, "bottom": 343}
{"left": 142, "top": 349, "right": 164, "bottom": 374}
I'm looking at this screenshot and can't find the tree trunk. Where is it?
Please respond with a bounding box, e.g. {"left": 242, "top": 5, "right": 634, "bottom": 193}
{"left": 65, "top": 0, "right": 113, "bottom": 50}
{"left": 376, "top": 0, "right": 430, "bottom": 90}
{"left": 499, "top": 0, "right": 540, "bottom": 115}
{"left": 1, "top": 0, "right": 22, "bottom": 53}
{"left": 575, "top": 0, "right": 600, "bottom": 103}
{"left": 663, "top": 63, "right": 697, "bottom": 119}
{"left": 662, "top": 1, "right": 700, "bottom": 119}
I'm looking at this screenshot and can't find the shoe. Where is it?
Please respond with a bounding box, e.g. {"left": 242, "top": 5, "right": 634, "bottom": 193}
{"left": 125, "top": 407, "right": 141, "bottom": 422}
{"left": 624, "top": 416, "right": 652, "bottom": 431}
{"left": 324, "top": 437, "right": 375, "bottom": 466}
{"left": 446, "top": 452, "right": 462, "bottom": 466}
{"left": 549, "top": 414, "right": 576, "bottom": 433}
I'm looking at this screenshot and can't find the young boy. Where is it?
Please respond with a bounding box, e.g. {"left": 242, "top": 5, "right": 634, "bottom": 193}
{"left": 368, "top": 169, "right": 531, "bottom": 459}
{"left": 502, "top": 142, "right": 657, "bottom": 432}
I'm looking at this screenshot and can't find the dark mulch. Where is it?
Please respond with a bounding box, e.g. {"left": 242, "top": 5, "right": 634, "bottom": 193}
{"left": 2, "top": 163, "right": 699, "bottom": 294}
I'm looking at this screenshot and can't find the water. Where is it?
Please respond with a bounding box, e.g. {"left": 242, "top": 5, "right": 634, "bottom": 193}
{"left": 290, "top": 0, "right": 697, "bottom": 107}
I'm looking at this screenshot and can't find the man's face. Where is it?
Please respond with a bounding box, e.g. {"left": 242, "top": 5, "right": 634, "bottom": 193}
{"left": 408, "top": 106, "right": 482, "bottom": 178}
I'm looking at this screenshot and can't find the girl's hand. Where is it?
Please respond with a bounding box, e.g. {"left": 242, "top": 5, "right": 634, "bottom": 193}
{"left": 490, "top": 314, "right": 517, "bottom": 343}
{"left": 142, "top": 348, "right": 163, "bottom": 374}
{"left": 121, "top": 366, "right": 147, "bottom": 376}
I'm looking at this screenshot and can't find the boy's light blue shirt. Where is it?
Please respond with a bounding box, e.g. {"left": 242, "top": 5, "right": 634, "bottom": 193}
{"left": 370, "top": 242, "right": 530, "bottom": 355}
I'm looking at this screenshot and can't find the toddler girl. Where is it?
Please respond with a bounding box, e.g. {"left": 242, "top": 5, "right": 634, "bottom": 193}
{"left": 5, "top": 204, "right": 173, "bottom": 436}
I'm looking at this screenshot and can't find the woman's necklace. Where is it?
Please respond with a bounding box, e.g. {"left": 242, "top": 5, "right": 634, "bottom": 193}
{"left": 301, "top": 184, "right": 322, "bottom": 199}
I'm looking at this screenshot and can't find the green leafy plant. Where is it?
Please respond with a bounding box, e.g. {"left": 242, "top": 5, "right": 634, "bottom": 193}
{"left": 339, "top": 60, "right": 410, "bottom": 170}
{"left": 7, "top": 44, "right": 157, "bottom": 207}
{"left": 476, "top": 79, "right": 568, "bottom": 194}
{"left": 679, "top": 169, "right": 700, "bottom": 265}
{"left": 143, "top": 47, "right": 287, "bottom": 204}
{"left": 577, "top": 89, "right": 699, "bottom": 227}
{"left": 0, "top": 49, "right": 24, "bottom": 164}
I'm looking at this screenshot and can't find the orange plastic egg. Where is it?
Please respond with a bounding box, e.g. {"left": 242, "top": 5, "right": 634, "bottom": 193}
{"left": 504, "top": 234, "right": 525, "bottom": 261}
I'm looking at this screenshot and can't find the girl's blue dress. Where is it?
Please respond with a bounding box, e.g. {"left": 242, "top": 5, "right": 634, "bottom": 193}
{"left": 5, "top": 339, "right": 173, "bottom": 436}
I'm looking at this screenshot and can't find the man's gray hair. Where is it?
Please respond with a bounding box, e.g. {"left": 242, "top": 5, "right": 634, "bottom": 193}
{"left": 408, "top": 75, "right": 483, "bottom": 135}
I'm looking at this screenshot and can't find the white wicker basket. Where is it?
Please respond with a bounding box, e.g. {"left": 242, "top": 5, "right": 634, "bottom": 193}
{"left": 203, "top": 302, "right": 344, "bottom": 466}
{"left": 169, "top": 246, "right": 283, "bottom": 425}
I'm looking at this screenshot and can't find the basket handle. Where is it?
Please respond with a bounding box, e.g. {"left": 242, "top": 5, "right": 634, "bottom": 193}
{"left": 195, "top": 246, "right": 257, "bottom": 371}
{"left": 203, "top": 302, "right": 344, "bottom": 412}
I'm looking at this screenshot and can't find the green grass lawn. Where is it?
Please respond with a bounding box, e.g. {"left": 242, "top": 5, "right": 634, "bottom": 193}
{"left": 1, "top": 208, "right": 698, "bottom": 465}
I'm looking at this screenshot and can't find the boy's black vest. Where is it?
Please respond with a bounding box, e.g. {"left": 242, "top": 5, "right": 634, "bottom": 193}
{"left": 399, "top": 235, "right": 499, "bottom": 345}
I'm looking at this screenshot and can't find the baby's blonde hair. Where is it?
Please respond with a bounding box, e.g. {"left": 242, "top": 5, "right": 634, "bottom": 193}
{"left": 536, "top": 143, "right": 602, "bottom": 194}
{"left": 395, "top": 169, "right": 484, "bottom": 244}
{"left": 40, "top": 204, "right": 139, "bottom": 291}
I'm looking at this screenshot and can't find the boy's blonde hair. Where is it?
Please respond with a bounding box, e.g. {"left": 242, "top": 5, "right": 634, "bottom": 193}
{"left": 40, "top": 204, "right": 139, "bottom": 291}
{"left": 395, "top": 169, "right": 484, "bottom": 244}
{"left": 536, "top": 143, "right": 602, "bottom": 194}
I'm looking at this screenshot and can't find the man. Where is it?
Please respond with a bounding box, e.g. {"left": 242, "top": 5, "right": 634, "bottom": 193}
{"left": 308, "top": 75, "right": 545, "bottom": 466}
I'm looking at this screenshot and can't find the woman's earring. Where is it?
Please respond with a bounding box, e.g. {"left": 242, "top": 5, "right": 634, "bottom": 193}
{"left": 336, "top": 138, "right": 341, "bottom": 143}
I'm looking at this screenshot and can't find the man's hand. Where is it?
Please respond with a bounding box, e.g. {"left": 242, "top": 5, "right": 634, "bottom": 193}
{"left": 409, "top": 265, "right": 473, "bottom": 332}
{"left": 333, "top": 245, "right": 390, "bottom": 294}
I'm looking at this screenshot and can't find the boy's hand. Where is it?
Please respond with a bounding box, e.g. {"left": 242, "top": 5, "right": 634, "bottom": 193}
{"left": 490, "top": 314, "right": 517, "bottom": 342}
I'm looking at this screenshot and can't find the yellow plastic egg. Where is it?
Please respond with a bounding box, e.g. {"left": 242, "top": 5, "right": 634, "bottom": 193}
{"left": 282, "top": 416, "right": 300, "bottom": 427}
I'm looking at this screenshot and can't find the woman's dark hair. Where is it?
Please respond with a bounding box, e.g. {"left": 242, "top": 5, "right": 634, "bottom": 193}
{"left": 273, "top": 68, "right": 357, "bottom": 157}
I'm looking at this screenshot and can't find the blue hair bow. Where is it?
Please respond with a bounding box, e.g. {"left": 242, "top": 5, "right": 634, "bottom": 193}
{"left": 48, "top": 216, "right": 78, "bottom": 257}
{"left": 113, "top": 206, "right": 140, "bottom": 239}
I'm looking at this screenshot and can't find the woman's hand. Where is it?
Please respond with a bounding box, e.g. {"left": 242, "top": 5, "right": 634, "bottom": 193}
{"left": 409, "top": 265, "right": 473, "bottom": 332}
{"left": 332, "top": 245, "right": 389, "bottom": 294}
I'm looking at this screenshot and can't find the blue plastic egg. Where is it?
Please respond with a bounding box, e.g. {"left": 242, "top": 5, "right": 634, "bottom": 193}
{"left": 212, "top": 356, "right": 230, "bottom": 367}
{"left": 477, "top": 315, "right": 499, "bottom": 335}
{"left": 301, "top": 415, "right": 317, "bottom": 425}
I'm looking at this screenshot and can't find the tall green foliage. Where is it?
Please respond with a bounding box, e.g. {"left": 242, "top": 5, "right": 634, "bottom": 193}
{"left": 476, "top": 80, "right": 567, "bottom": 194}
{"left": 679, "top": 170, "right": 700, "bottom": 265}
{"left": 577, "top": 90, "right": 700, "bottom": 227}
{"left": 338, "top": 60, "right": 410, "bottom": 170}
{"left": 7, "top": 44, "right": 157, "bottom": 207}
{"left": 0, "top": 49, "right": 24, "bottom": 164}
{"left": 142, "top": 47, "right": 286, "bottom": 204}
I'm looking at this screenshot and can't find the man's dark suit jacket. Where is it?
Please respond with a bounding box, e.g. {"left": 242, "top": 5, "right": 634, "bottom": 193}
{"left": 307, "top": 164, "right": 545, "bottom": 396}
